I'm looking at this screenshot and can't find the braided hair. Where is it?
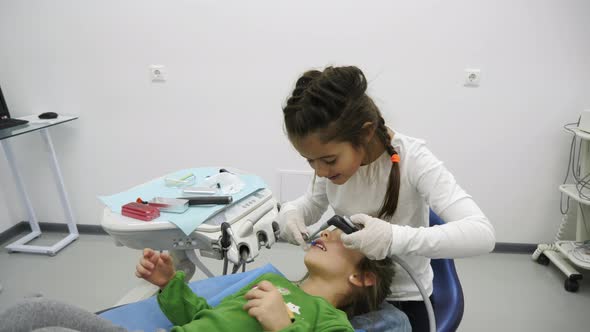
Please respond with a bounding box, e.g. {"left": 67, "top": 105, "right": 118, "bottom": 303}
{"left": 283, "top": 66, "right": 400, "bottom": 218}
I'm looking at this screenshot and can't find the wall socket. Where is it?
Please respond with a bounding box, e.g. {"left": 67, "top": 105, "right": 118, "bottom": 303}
{"left": 149, "top": 65, "right": 167, "bottom": 82}
{"left": 464, "top": 68, "right": 481, "bottom": 87}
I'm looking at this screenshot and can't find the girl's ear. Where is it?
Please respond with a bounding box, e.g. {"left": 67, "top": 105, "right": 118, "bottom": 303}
{"left": 361, "top": 122, "right": 376, "bottom": 144}
{"left": 349, "top": 272, "right": 377, "bottom": 287}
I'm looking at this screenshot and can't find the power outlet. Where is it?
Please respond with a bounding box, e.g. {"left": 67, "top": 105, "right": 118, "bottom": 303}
{"left": 464, "top": 68, "right": 481, "bottom": 87}
{"left": 149, "top": 65, "right": 167, "bottom": 82}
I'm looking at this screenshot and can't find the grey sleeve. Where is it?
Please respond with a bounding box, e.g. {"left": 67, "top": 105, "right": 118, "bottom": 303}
{"left": 0, "top": 298, "right": 126, "bottom": 332}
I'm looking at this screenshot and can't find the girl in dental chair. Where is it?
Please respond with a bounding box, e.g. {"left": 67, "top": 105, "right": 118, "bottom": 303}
{"left": 0, "top": 229, "right": 402, "bottom": 332}
{"left": 137, "top": 229, "right": 397, "bottom": 332}
{"left": 278, "top": 66, "right": 496, "bottom": 331}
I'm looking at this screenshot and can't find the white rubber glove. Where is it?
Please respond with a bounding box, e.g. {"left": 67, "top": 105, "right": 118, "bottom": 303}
{"left": 340, "top": 213, "right": 393, "bottom": 260}
{"left": 278, "top": 209, "right": 309, "bottom": 246}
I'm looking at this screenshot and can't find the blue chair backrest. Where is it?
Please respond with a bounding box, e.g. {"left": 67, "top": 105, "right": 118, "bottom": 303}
{"left": 429, "top": 210, "right": 464, "bottom": 332}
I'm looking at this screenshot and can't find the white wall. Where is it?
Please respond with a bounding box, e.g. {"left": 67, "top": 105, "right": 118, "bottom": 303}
{"left": 0, "top": 0, "right": 588, "bottom": 243}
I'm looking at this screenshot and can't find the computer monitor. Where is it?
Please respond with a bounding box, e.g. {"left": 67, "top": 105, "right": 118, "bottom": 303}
{"left": 0, "top": 85, "right": 12, "bottom": 119}
{"left": 0, "top": 85, "right": 28, "bottom": 129}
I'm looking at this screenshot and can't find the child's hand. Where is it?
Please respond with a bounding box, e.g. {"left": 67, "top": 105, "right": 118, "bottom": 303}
{"left": 135, "top": 248, "right": 175, "bottom": 289}
{"left": 243, "top": 281, "right": 292, "bottom": 332}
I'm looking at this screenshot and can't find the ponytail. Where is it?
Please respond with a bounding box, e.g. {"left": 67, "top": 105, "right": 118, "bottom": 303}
{"left": 374, "top": 118, "right": 400, "bottom": 219}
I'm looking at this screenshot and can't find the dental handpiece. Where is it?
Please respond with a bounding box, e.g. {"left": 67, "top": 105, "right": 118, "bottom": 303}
{"left": 303, "top": 215, "right": 357, "bottom": 243}
{"left": 303, "top": 222, "right": 330, "bottom": 242}
{"left": 326, "top": 215, "right": 358, "bottom": 234}
{"left": 176, "top": 196, "right": 233, "bottom": 205}
{"left": 299, "top": 222, "right": 327, "bottom": 251}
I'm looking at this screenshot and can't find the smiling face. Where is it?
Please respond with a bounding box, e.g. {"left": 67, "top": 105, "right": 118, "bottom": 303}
{"left": 291, "top": 133, "right": 367, "bottom": 185}
{"left": 303, "top": 229, "right": 365, "bottom": 279}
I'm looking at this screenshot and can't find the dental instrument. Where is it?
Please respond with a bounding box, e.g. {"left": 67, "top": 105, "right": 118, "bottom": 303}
{"left": 182, "top": 187, "right": 217, "bottom": 195}
{"left": 178, "top": 195, "right": 233, "bottom": 205}
{"left": 303, "top": 220, "right": 331, "bottom": 242}
{"left": 326, "top": 215, "right": 356, "bottom": 234}
{"left": 164, "top": 173, "right": 196, "bottom": 187}
{"left": 148, "top": 197, "right": 189, "bottom": 213}
{"left": 300, "top": 215, "right": 354, "bottom": 249}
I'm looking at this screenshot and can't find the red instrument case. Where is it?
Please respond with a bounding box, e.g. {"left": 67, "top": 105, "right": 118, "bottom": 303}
{"left": 121, "top": 202, "right": 160, "bottom": 221}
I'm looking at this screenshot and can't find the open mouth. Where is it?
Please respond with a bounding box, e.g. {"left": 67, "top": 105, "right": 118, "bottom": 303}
{"left": 311, "top": 239, "right": 327, "bottom": 251}
{"left": 328, "top": 174, "right": 340, "bottom": 180}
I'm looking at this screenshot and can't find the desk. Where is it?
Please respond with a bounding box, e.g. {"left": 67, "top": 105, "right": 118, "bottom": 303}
{"left": 1, "top": 115, "right": 79, "bottom": 256}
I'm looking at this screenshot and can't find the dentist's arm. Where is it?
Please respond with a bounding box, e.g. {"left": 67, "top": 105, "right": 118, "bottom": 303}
{"left": 389, "top": 143, "right": 496, "bottom": 258}
{"left": 341, "top": 143, "right": 495, "bottom": 260}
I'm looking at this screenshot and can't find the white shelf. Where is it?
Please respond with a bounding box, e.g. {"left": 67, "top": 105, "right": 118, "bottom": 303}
{"left": 570, "top": 128, "right": 590, "bottom": 141}
{"left": 556, "top": 240, "right": 590, "bottom": 270}
{"left": 559, "top": 184, "right": 590, "bottom": 205}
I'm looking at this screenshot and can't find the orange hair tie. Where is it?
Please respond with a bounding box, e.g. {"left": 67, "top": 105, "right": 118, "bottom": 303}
{"left": 391, "top": 154, "right": 400, "bottom": 163}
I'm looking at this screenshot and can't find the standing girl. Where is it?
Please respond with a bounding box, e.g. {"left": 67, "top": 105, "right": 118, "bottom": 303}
{"left": 278, "top": 65, "right": 495, "bottom": 331}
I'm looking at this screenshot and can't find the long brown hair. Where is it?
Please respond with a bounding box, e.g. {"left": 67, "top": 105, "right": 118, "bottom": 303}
{"left": 283, "top": 66, "right": 400, "bottom": 218}
{"left": 340, "top": 256, "right": 395, "bottom": 317}
{"left": 294, "top": 256, "right": 395, "bottom": 317}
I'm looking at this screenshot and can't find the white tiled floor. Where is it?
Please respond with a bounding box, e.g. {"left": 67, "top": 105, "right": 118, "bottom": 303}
{"left": 1, "top": 232, "right": 589, "bottom": 331}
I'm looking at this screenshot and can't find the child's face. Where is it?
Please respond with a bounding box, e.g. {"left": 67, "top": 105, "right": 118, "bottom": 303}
{"left": 291, "top": 133, "right": 365, "bottom": 185}
{"left": 304, "top": 229, "right": 364, "bottom": 279}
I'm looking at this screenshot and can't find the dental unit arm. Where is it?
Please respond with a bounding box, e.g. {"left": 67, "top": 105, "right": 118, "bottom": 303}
{"left": 102, "top": 188, "right": 280, "bottom": 283}
{"left": 324, "top": 215, "right": 436, "bottom": 332}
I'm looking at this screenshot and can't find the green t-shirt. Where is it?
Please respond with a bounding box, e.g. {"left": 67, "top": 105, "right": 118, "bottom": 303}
{"left": 157, "top": 271, "right": 354, "bottom": 332}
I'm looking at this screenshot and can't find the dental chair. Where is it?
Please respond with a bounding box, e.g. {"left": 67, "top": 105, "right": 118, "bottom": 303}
{"left": 428, "top": 210, "right": 464, "bottom": 332}
{"left": 98, "top": 210, "right": 464, "bottom": 332}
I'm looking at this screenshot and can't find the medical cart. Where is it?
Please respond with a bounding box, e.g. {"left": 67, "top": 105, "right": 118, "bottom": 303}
{"left": 533, "top": 127, "right": 590, "bottom": 292}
